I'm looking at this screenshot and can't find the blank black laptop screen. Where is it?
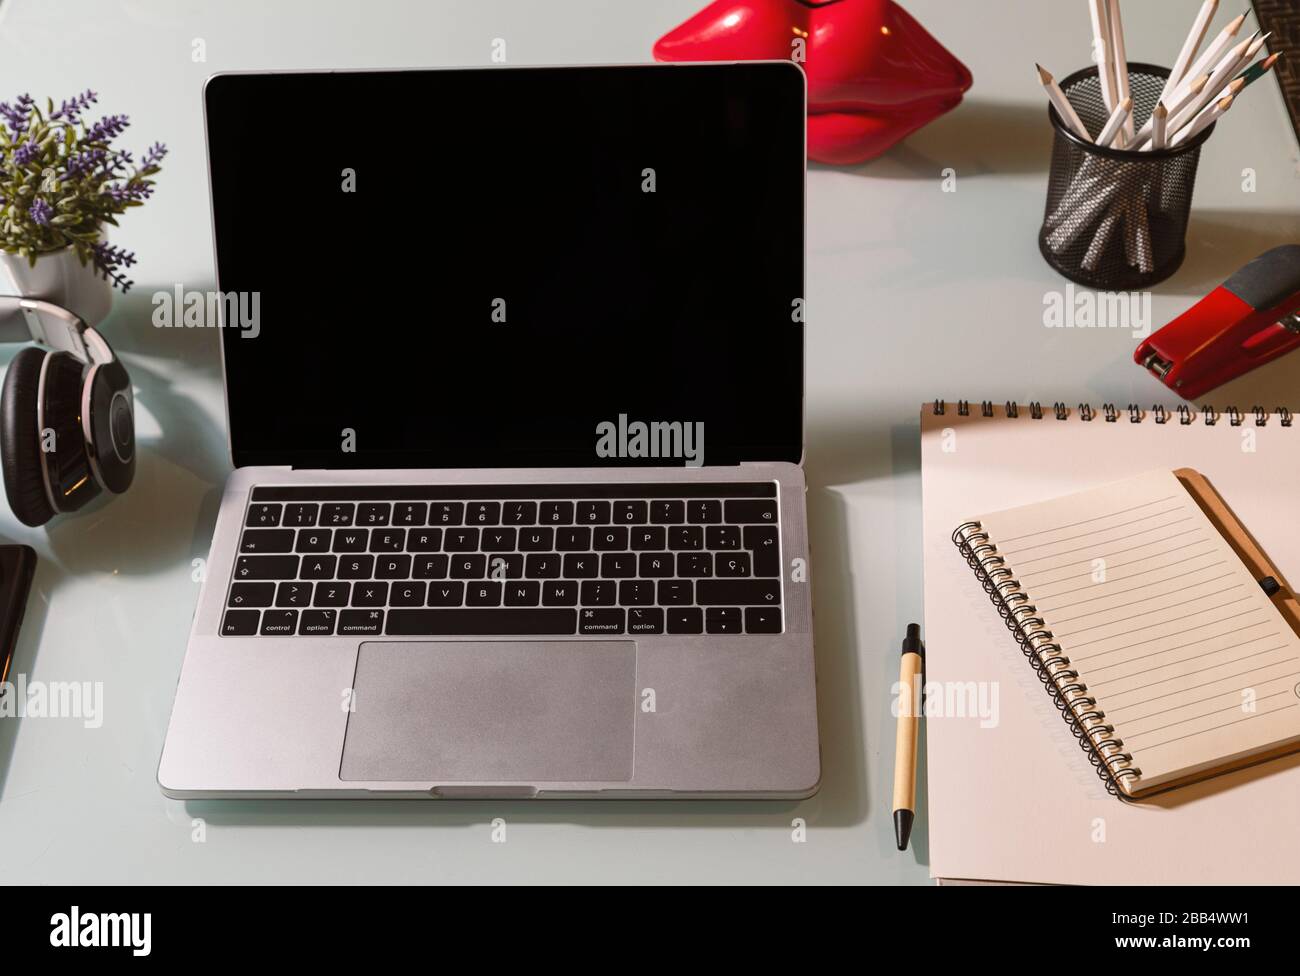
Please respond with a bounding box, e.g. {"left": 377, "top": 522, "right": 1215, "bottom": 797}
{"left": 206, "top": 64, "right": 804, "bottom": 469}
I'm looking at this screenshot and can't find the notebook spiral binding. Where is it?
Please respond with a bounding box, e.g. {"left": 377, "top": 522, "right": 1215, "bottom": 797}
{"left": 931, "top": 400, "right": 1295, "bottom": 426}
{"left": 952, "top": 520, "right": 1139, "bottom": 799}
{"left": 941, "top": 399, "right": 1297, "bottom": 798}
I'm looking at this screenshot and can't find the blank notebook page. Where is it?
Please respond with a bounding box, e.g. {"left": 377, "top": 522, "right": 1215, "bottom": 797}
{"left": 974, "top": 468, "right": 1300, "bottom": 793}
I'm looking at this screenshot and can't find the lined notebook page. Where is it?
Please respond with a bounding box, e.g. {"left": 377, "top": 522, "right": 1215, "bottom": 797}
{"left": 975, "top": 469, "right": 1300, "bottom": 793}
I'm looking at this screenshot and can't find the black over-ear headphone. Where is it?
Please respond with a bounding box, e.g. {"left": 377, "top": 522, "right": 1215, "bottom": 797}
{"left": 0, "top": 296, "right": 135, "bottom": 527}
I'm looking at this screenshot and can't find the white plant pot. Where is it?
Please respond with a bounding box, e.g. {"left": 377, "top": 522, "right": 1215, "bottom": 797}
{"left": 0, "top": 244, "right": 113, "bottom": 327}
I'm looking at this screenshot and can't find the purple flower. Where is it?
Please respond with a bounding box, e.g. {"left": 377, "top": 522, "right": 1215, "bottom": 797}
{"left": 84, "top": 113, "right": 130, "bottom": 144}
{"left": 64, "top": 147, "right": 107, "bottom": 178}
{"left": 107, "top": 181, "right": 153, "bottom": 203}
{"left": 12, "top": 141, "right": 40, "bottom": 165}
{"left": 51, "top": 89, "right": 98, "bottom": 124}
{"left": 28, "top": 198, "right": 53, "bottom": 225}
{"left": 0, "top": 93, "right": 34, "bottom": 135}
{"left": 141, "top": 142, "right": 167, "bottom": 169}
{"left": 91, "top": 242, "right": 136, "bottom": 293}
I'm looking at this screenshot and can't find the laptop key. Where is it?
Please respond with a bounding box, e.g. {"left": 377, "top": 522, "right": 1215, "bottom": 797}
{"left": 444, "top": 528, "right": 480, "bottom": 552}
{"left": 706, "top": 607, "right": 743, "bottom": 634}
{"left": 245, "top": 503, "right": 282, "bottom": 527}
{"left": 630, "top": 526, "right": 665, "bottom": 550}
{"left": 222, "top": 609, "right": 260, "bottom": 636}
{"left": 321, "top": 503, "right": 354, "bottom": 526}
{"left": 467, "top": 502, "right": 500, "bottom": 526}
{"left": 556, "top": 527, "right": 590, "bottom": 551}
{"left": 240, "top": 528, "right": 294, "bottom": 553}
{"left": 576, "top": 501, "right": 610, "bottom": 524}
{"left": 393, "top": 502, "right": 427, "bottom": 526}
{"left": 627, "top": 606, "right": 664, "bottom": 634}
{"left": 338, "top": 555, "right": 375, "bottom": 579}
{"left": 715, "top": 552, "right": 752, "bottom": 578}
{"left": 260, "top": 609, "right": 297, "bottom": 635}
{"left": 651, "top": 500, "right": 684, "bottom": 524}
{"left": 486, "top": 553, "right": 523, "bottom": 579}
{"left": 539, "top": 501, "right": 573, "bottom": 525}
{"left": 613, "top": 501, "right": 647, "bottom": 524}
{"left": 525, "top": 554, "right": 561, "bottom": 579}
{"left": 340, "top": 609, "right": 384, "bottom": 635}
{"left": 450, "top": 554, "right": 487, "bottom": 579}
{"left": 466, "top": 582, "right": 502, "bottom": 606}
{"left": 504, "top": 581, "right": 541, "bottom": 606}
{"left": 639, "top": 552, "right": 674, "bottom": 578}
{"left": 430, "top": 502, "right": 463, "bottom": 526}
{"left": 234, "top": 555, "right": 299, "bottom": 580}
{"left": 696, "top": 579, "right": 780, "bottom": 606}
{"left": 677, "top": 552, "right": 714, "bottom": 578}
{"left": 483, "top": 528, "right": 517, "bottom": 552}
{"left": 298, "top": 609, "right": 336, "bottom": 635}
{"left": 706, "top": 525, "right": 741, "bottom": 550}
{"left": 601, "top": 553, "right": 636, "bottom": 578}
{"left": 666, "top": 607, "right": 703, "bottom": 634}
{"left": 668, "top": 526, "right": 702, "bottom": 550}
{"left": 725, "top": 499, "right": 777, "bottom": 524}
{"left": 405, "top": 529, "right": 443, "bottom": 552}
{"left": 580, "top": 580, "right": 617, "bottom": 606}
{"left": 276, "top": 582, "right": 311, "bottom": 607}
{"left": 519, "top": 527, "right": 554, "bottom": 552}
{"left": 386, "top": 608, "right": 577, "bottom": 635}
{"left": 657, "top": 580, "right": 693, "bottom": 605}
{"left": 353, "top": 582, "right": 388, "bottom": 607}
{"left": 296, "top": 529, "right": 331, "bottom": 553}
{"left": 412, "top": 554, "right": 450, "bottom": 579}
{"left": 619, "top": 580, "right": 655, "bottom": 606}
{"left": 357, "top": 503, "right": 390, "bottom": 526}
{"left": 579, "top": 608, "right": 624, "bottom": 635}
{"left": 503, "top": 502, "right": 536, "bottom": 525}
{"left": 390, "top": 581, "right": 426, "bottom": 606}
{"left": 314, "top": 582, "right": 351, "bottom": 607}
{"left": 745, "top": 525, "right": 781, "bottom": 577}
{"left": 563, "top": 553, "right": 598, "bottom": 578}
{"left": 543, "top": 580, "right": 578, "bottom": 606}
{"left": 593, "top": 527, "right": 628, "bottom": 551}
{"left": 332, "top": 529, "right": 369, "bottom": 553}
{"left": 283, "top": 503, "right": 318, "bottom": 527}
{"left": 427, "top": 582, "right": 465, "bottom": 606}
{"left": 299, "top": 555, "right": 337, "bottom": 580}
{"left": 228, "top": 582, "right": 274, "bottom": 608}
{"left": 686, "top": 500, "right": 721, "bottom": 524}
{"left": 745, "top": 607, "right": 783, "bottom": 634}
{"left": 369, "top": 529, "right": 405, "bottom": 552}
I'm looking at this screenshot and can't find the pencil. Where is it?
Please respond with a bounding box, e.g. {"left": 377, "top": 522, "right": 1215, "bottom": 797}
{"left": 1166, "top": 35, "right": 1253, "bottom": 136}
{"left": 1134, "top": 74, "right": 1208, "bottom": 149}
{"left": 1096, "top": 96, "right": 1132, "bottom": 147}
{"left": 1171, "top": 91, "right": 1235, "bottom": 145}
{"left": 1107, "top": 0, "right": 1134, "bottom": 142}
{"left": 1160, "top": 0, "right": 1219, "bottom": 97}
{"left": 1037, "top": 63, "right": 1091, "bottom": 140}
{"left": 1089, "top": 0, "right": 1120, "bottom": 115}
{"left": 1237, "top": 51, "right": 1282, "bottom": 88}
{"left": 1150, "top": 101, "right": 1169, "bottom": 149}
{"left": 1174, "top": 10, "right": 1248, "bottom": 100}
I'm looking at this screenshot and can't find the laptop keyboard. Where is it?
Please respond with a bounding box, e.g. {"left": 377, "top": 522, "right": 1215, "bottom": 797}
{"left": 221, "top": 483, "right": 783, "bottom": 638}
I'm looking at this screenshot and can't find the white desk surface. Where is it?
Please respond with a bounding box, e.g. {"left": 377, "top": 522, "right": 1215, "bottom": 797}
{"left": 0, "top": 0, "right": 1296, "bottom": 884}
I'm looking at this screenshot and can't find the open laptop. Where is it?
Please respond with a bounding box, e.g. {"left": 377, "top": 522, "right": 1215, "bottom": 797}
{"left": 159, "top": 63, "right": 818, "bottom": 798}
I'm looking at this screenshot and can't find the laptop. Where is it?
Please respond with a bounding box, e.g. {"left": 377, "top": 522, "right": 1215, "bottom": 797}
{"left": 159, "top": 63, "right": 818, "bottom": 798}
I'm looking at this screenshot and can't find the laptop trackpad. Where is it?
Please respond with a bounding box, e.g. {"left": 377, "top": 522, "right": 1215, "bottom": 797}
{"left": 340, "top": 640, "right": 636, "bottom": 783}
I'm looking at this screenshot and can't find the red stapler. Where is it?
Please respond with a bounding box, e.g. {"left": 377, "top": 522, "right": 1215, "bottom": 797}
{"left": 1135, "top": 245, "right": 1300, "bottom": 399}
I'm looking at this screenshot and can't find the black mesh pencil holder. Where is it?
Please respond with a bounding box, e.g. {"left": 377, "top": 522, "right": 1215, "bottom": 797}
{"left": 1039, "top": 62, "right": 1214, "bottom": 289}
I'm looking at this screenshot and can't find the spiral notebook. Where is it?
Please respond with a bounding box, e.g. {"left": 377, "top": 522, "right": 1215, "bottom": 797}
{"left": 922, "top": 401, "right": 1300, "bottom": 885}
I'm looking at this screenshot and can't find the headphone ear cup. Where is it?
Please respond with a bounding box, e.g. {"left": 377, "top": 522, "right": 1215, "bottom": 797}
{"left": 1, "top": 347, "right": 57, "bottom": 527}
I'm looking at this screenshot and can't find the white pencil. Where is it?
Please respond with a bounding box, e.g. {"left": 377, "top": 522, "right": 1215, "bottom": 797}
{"left": 1089, "top": 0, "right": 1119, "bottom": 114}
{"left": 1150, "top": 102, "right": 1169, "bottom": 149}
{"left": 1096, "top": 96, "right": 1132, "bottom": 147}
{"left": 1160, "top": 0, "right": 1219, "bottom": 95}
{"left": 1107, "top": 0, "right": 1134, "bottom": 142}
{"left": 1036, "top": 63, "right": 1091, "bottom": 139}
{"left": 1166, "top": 34, "right": 1253, "bottom": 135}
{"left": 1173, "top": 11, "right": 1248, "bottom": 101}
{"left": 1135, "top": 74, "right": 1208, "bottom": 149}
{"left": 1171, "top": 92, "right": 1235, "bottom": 145}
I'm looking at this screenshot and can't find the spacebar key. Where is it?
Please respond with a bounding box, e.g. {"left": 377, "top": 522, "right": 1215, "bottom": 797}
{"left": 385, "top": 608, "right": 577, "bottom": 635}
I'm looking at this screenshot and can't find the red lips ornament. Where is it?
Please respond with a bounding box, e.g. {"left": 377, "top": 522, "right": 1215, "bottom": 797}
{"left": 653, "top": 0, "right": 973, "bottom": 165}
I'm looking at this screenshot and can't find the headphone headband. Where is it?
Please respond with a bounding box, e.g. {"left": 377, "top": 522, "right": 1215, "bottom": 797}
{"left": 0, "top": 296, "right": 114, "bottom": 365}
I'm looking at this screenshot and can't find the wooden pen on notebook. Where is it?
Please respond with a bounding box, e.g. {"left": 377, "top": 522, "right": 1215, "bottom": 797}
{"left": 892, "top": 623, "right": 924, "bottom": 852}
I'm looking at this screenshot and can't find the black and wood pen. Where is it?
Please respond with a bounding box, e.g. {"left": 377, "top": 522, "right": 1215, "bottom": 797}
{"left": 892, "top": 623, "right": 924, "bottom": 851}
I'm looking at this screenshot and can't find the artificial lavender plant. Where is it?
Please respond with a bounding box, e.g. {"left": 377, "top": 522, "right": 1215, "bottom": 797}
{"left": 0, "top": 90, "right": 166, "bottom": 292}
